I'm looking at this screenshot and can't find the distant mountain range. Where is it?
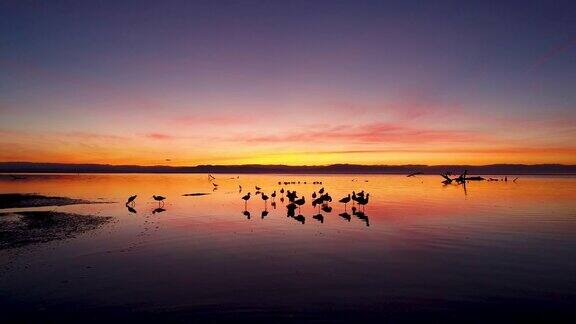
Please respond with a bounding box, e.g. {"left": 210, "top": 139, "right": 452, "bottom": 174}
{"left": 1, "top": 162, "right": 575, "bottom": 175}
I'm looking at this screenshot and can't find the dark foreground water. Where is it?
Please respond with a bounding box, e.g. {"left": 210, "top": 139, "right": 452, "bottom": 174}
{"left": 1, "top": 174, "right": 575, "bottom": 322}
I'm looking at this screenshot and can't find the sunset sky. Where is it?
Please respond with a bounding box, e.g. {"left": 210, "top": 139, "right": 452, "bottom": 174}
{"left": 1, "top": 1, "right": 575, "bottom": 165}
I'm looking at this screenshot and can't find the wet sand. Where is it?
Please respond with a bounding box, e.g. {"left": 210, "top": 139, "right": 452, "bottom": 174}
{"left": 0, "top": 193, "right": 105, "bottom": 209}
{"left": 0, "top": 211, "right": 113, "bottom": 250}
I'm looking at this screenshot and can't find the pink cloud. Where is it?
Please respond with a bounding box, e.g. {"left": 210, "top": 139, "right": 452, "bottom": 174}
{"left": 145, "top": 133, "right": 176, "bottom": 140}
{"left": 239, "top": 122, "right": 484, "bottom": 145}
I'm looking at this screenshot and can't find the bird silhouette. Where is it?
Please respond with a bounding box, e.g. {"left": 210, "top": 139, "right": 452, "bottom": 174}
{"left": 261, "top": 193, "right": 269, "bottom": 209}
{"left": 356, "top": 193, "right": 369, "bottom": 211}
{"left": 261, "top": 210, "right": 269, "bottom": 219}
{"left": 241, "top": 192, "right": 251, "bottom": 209}
{"left": 126, "top": 195, "right": 137, "bottom": 206}
{"left": 255, "top": 186, "right": 262, "bottom": 191}
{"left": 312, "top": 196, "right": 324, "bottom": 208}
{"left": 312, "top": 192, "right": 317, "bottom": 199}
{"left": 126, "top": 205, "right": 137, "bottom": 214}
{"left": 152, "top": 195, "right": 166, "bottom": 207}
{"left": 339, "top": 194, "right": 351, "bottom": 210}
{"left": 294, "top": 196, "right": 305, "bottom": 212}
{"left": 153, "top": 207, "right": 166, "bottom": 214}
{"left": 271, "top": 191, "right": 276, "bottom": 201}
{"left": 318, "top": 187, "right": 325, "bottom": 194}
{"left": 313, "top": 214, "right": 324, "bottom": 223}
{"left": 243, "top": 210, "right": 251, "bottom": 219}
{"left": 286, "top": 190, "right": 298, "bottom": 202}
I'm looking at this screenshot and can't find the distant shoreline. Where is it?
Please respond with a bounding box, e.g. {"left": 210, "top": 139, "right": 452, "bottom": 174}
{"left": 1, "top": 162, "right": 575, "bottom": 175}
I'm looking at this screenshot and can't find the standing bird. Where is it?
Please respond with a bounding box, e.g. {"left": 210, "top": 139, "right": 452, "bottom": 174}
{"left": 271, "top": 191, "right": 277, "bottom": 201}
{"left": 261, "top": 193, "right": 269, "bottom": 207}
{"left": 294, "top": 196, "right": 305, "bottom": 212}
{"left": 126, "top": 195, "right": 137, "bottom": 206}
{"left": 318, "top": 187, "right": 325, "bottom": 194}
{"left": 152, "top": 195, "right": 166, "bottom": 207}
{"left": 351, "top": 191, "right": 358, "bottom": 205}
{"left": 280, "top": 188, "right": 285, "bottom": 194}
{"left": 286, "top": 190, "right": 298, "bottom": 202}
{"left": 339, "top": 194, "right": 351, "bottom": 210}
{"left": 242, "top": 192, "right": 251, "bottom": 209}
{"left": 312, "top": 192, "right": 317, "bottom": 199}
{"left": 357, "top": 193, "right": 370, "bottom": 211}
{"left": 255, "top": 186, "right": 262, "bottom": 191}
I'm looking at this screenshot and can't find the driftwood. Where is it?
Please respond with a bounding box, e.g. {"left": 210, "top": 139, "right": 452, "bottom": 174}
{"left": 407, "top": 171, "right": 423, "bottom": 177}
{"left": 440, "top": 170, "right": 485, "bottom": 184}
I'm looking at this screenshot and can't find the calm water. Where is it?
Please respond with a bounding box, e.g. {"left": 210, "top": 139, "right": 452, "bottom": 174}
{"left": 1, "top": 174, "right": 575, "bottom": 322}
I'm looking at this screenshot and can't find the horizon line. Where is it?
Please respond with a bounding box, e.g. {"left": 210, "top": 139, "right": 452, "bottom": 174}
{"left": 1, "top": 161, "right": 576, "bottom": 175}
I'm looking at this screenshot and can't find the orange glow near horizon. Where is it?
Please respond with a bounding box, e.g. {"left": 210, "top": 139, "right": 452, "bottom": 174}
{"left": 2, "top": 108, "right": 576, "bottom": 166}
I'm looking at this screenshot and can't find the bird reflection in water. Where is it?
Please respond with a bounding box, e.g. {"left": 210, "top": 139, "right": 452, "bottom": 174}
{"left": 271, "top": 201, "right": 277, "bottom": 209}
{"left": 313, "top": 214, "right": 324, "bottom": 223}
{"left": 152, "top": 207, "right": 166, "bottom": 214}
{"left": 352, "top": 207, "right": 369, "bottom": 226}
{"left": 339, "top": 212, "right": 351, "bottom": 222}
{"left": 294, "top": 214, "right": 305, "bottom": 224}
{"left": 261, "top": 210, "right": 269, "bottom": 219}
{"left": 286, "top": 202, "right": 297, "bottom": 218}
{"left": 321, "top": 204, "right": 332, "bottom": 213}
{"left": 126, "top": 205, "right": 137, "bottom": 214}
{"left": 242, "top": 210, "right": 251, "bottom": 219}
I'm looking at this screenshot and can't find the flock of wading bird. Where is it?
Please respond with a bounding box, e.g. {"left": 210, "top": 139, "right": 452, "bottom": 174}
{"left": 239, "top": 181, "right": 370, "bottom": 226}
{"left": 122, "top": 170, "right": 503, "bottom": 222}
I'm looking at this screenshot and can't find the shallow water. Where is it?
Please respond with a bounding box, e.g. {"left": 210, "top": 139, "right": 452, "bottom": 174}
{"left": 1, "top": 174, "right": 575, "bottom": 321}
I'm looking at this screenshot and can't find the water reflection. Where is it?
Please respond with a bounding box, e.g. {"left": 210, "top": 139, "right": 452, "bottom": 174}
{"left": 293, "top": 214, "right": 305, "bottom": 224}
{"left": 352, "top": 207, "right": 369, "bottom": 227}
{"left": 152, "top": 207, "right": 166, "bottom": 214}
{"left": 313, "top": 213, "right": 324, "bottom": 223}
{"left": 1, "top": 174, "right": 575, "bottom": 321}
{"left": 126, "top": 205, "right": 137, "bottom": 214}
{"left": 339, "top": 212, "right": 351, "bottom": 222}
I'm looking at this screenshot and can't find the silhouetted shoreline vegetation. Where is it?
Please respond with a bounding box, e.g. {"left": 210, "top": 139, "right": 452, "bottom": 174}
{"left": 1, "top": 162, "right": 576, "bottom": 175}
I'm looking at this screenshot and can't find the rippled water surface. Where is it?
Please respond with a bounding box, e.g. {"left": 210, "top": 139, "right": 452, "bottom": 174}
{"left": 1, "top": 174, "right": 575, "bottom": 321}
